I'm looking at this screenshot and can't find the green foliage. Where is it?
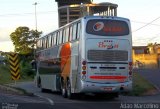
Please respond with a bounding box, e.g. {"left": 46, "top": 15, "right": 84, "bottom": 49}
{"left": 0, "top": 64, "right": 12, "bottom": 84}
{"left": 147, "top": 43, "right": 153, "bottom": 46}
{"left": 10, "top": 26, "right": 42, "bottom": 55}
{"left": 20, "top": 60, "right": 35, "bottom": 78}
{"left": 127, "top": 73, "right": 156, "bottom": 96}
{"left": 0, "top": 64, "right": 34, "bottom": 84}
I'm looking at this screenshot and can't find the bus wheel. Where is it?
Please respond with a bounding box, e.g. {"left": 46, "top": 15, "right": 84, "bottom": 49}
{"left": 37, "top": 77, "right": 41, "bottom": 88}
{"left": 67, "top": 79, "right": 74, "bottom": 99}
{"left": 61, "top": 79, "right": 67, "bottom": 98}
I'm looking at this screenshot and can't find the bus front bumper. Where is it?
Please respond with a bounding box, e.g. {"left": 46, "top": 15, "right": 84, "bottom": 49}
{"left": 79, "top": 81, "right": 132, "bottom": 93}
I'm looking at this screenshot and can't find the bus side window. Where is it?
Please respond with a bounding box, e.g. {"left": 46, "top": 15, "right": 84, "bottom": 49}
{"left": 50, "top": 33, "right": 53, "bottom": 47}
{"left": 54, "top": 33, "right": 57, "bottom": 46}
{"left": 65, "top": 26, "right": 69, "bottom": 42}
{"left": 38, "top": 39, "right": 41, "bottom": 49}
{"left": 56, "top": 31, "right": 60, "bottom": 45}
{"left": 37, "top": 39, "right": 39, "bottom": 50}
{"left": 44, "top": 37, "right": 46, "bottom": 48}
{"left": 42, "top": 38, "right": 44, "bottom": 49}
{"left": 69, "top": 25, "right": 73, "bottom": 41}
{"left": 48, "top": 35, "right": 51, "bottom": 48}
{"left": 46, "top": 36, "right": 49, "bottom": 48}
{"left": 59, "top": 30, "right": 63, "bottom": 44}
{"left": 77, "top": 22, "right": 81, "bottom": 39}
{"left": 62, "top": 29, "right": 66, "bottom": 43}
{"left": 39, "top": 39, "right": 41, "bottom": 49}
{"left": 72, "top": 23, "right": 77, "bottom": 41}
{"left": 45, "top": 36, "right": 47, "bottom": 48}
{"left": 36, "top": 40, "right": 39, "bottom": 50}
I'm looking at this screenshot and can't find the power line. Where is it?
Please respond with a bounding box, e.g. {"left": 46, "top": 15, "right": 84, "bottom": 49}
{"left": 133, "top": 31, "right": 160, "bottom": 41}
{"left": 132, "top": 17, "right": 160, "bottom": 33}
{"left": 0, "top": 11, "right": 57, "bottom": 17}
{"left": 131, "top": 20, "right": 160, "bottom": 26}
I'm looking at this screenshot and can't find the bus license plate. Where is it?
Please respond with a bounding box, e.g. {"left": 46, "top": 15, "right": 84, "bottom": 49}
{"left": 102, "top": 87, "right": 113, "bottom": 91}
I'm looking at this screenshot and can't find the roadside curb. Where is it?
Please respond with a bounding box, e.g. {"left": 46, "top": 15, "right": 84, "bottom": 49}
{"left": 9, "top": 83, "right": 55, "bottom": 105}
{"left": 141, "top": 80, "right": 160, "bottom": 96}
{"left": 0, "top": 84, "right": 24, "bottom": 95}
{"left": 152, "top": 84, "right": 160, "bottom": 94}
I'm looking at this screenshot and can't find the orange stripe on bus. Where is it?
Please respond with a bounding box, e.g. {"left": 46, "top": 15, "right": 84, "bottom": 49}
{"left": 60, "top": 43, "right": 71, "bottom": 69}
{"left": 90, "top": 76, "right": 127, "bottom": 80}
{"left": 60, "top": 43, "right": 71, "bottom": 77}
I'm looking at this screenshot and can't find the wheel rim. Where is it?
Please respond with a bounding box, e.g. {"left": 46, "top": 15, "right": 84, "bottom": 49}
{"left": 61, "top": 80, "right": 67, "bottom": 97}
{"left": 62, "top": 88, "right": 66, "bottom": 96}
{"left": 67, "top": 80, "right": 71, "bottom": 98}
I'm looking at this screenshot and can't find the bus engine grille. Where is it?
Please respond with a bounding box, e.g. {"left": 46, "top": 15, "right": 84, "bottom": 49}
{"left": 87, "top": 50, "right": 128, "bottom": 61}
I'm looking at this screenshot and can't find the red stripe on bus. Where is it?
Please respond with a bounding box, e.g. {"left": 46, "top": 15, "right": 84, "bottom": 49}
{"left": 90, "top": 76, "right": 127, "bottom": 80}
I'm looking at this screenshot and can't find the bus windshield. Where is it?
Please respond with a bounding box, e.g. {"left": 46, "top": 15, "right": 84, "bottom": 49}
{"left": 86, "top": 19, "right": 129, "bottom": 36}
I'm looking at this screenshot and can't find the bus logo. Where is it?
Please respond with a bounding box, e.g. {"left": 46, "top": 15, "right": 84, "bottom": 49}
{"left": 93, "top": 22, "right": 104, "bottom": 31}
{"left": 98, "top": 40, "right": 119, "bottom": 49}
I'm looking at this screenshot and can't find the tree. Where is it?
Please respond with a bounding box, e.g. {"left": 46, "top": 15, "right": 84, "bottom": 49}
{"left": 147, "top": 43, "right": 153, "bottom": 47}
{"left": 10, "top": 26, "right": 42, "bottom": 54}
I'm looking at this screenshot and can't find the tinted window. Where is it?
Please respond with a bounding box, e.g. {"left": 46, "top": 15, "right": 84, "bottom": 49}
{"left": 48, "top": 35, "right": 51, "bottom": 48}
{"left": 59, "top": 30, "right": 63, "bottom": 44}
{"left": 72, "top": 24, "right": 77, "bottom": 40}
{"left": 54, "top": 33, "right": 57, "bottom": 45}
{"left": 51, "top": 33, "right": 54, "bottom": 47}
{"left": 45, "top": 37, "right": 48, "bottom": 48}
{"left": 86, "top": 19, "right": 129, "bottom": 36}
{"left": 65, "top": 27, "right": 69, "bottom": 42}
{"left": 56, "top": 31, "right": 60, "bottom": 45}
{"left": 77, "top": 22, "right": 81, "bottom": 39}
{"left": 37, "top": 39, "right": 40, "bottom": 50}
{"left": 62, "top": 29, "right": 66, "bottom": 43}
{"left": 69, "top": 26, "right": 73, "bottom": 41}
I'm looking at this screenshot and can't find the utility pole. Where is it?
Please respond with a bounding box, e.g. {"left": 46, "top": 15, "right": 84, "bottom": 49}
{"left": 32, "top": 2, "right": 38, "bottom": 61}
{"left": 33, "top": 2, "right": 38, "bottom": 31}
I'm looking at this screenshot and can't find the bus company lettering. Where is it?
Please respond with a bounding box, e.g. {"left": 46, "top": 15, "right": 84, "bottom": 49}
{"left": 103, "top": 26, "right": 123, "bottom": 33}
{"left": 98, "top": 40, "right": 119, "bottom": 49}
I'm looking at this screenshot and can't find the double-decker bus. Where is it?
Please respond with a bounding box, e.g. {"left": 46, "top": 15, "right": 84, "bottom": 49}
{"left": 35, "top": 16, "right": 132, "bottom": 99}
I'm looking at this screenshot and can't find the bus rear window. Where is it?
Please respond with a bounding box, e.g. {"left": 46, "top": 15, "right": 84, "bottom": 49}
{"left": 86, "top": 19, "right": 129, "bottom": 36}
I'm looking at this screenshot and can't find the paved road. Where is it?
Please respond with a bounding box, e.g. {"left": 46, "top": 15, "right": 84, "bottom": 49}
{"left": 2, "top": 68, "right": 160, "bottom": 109}
{"left": 134, "top": 68, "right": 160, "bottom": 91}
{"left": 10, "top": 81, "right": 160, "bottom": 109}
{"left": 0, "top": 93, "right": 54, "bottom": 109}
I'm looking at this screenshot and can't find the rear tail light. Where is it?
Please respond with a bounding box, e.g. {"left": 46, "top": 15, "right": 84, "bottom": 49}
{"left": 129, "top": 71, "right": 132, "bottom": 75}
{"left": 82, "top": 61, "right": 86, "bottom": 65}
{"left": 129, "top": 66, "right": 132, "bottom": 70}
{"left": 129, "top": 62, "right": 132, "bottom": 66}
{"left": 128, "top": 62, "right": 133, "bottom": 80}
{"left": 82, "top": 66, "right": 86, "bottom": 70}
{"left": 82, "top": 60, "right": 87, "bottom": 80}
{"left": 82, "top": 71, "right": 86, "bottom": 75}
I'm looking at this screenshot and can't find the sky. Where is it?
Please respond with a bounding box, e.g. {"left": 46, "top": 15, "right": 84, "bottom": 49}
{"left": 0, "top": 0, "right": 160, "bottom": 52}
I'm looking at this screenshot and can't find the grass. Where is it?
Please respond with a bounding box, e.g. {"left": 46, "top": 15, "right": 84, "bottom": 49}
{"left": 0, "top": 64, "right": 34, "bottom": 95}
{"left": 0, "top": 64, "right": 34, "bottom": 84}
{"left": 128, "top": 72, "right": 157, "bottom": 96}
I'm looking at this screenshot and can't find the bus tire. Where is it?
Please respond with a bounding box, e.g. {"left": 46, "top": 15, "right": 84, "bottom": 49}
{"left": 61, "top": 79, "right": 67, "bottom": 98}
{"left": 37, "top": 77, "right": 41, "bottom": 88}
{"left": 67, "top": 79, "right": 74, "bottom": 99}
{"left": 41, "top": 88, "right": 47, "bottom": 93}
